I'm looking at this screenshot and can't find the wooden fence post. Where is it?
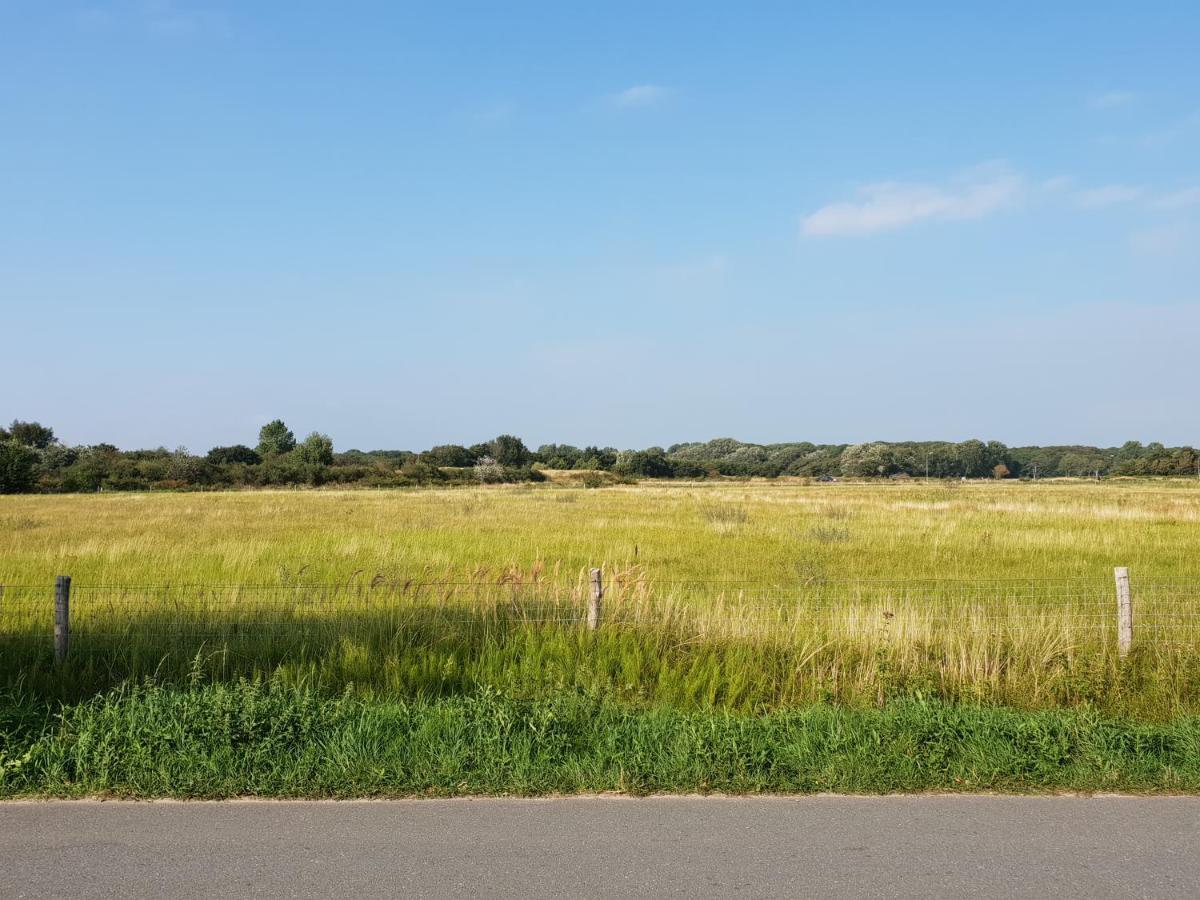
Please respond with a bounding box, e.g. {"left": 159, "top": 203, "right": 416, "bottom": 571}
{"left": 587, "top": 568, "right": 603, "bottom": 631}
{"left": 1114, "top": 566, "right": 1132, "bottom": 658}
{"left": 54, "top": 575, "right": 71, "bottom": 664}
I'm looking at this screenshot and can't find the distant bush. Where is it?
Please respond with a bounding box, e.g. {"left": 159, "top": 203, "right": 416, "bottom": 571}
{"left": 8, "top": 418, "right": 1200, "bottom": 493}
{"left": 294, "top": 433, "right": 334, "bottom": 467}
{"left": 473, "top": 456, "right": 544, "bottom": 484}
{"left": 580, "top": 471, "right": 606, "bottom": 489}
{"left": 614, "top": 448, "right": 673, "bottom": 478}
{"left": 207, "top": 445, "right": 262, "bottom": 466}
{"left": 399, "top": 461, "right": 445, "bottom": 483}
{"left": 420, "top": 444, "right": 476, "bottom": 467}
{"left": 0, "top": 441, "right": 38, "bottom": 493}
{"left": 473, "top": 455, "right": 504, "bottom": 483}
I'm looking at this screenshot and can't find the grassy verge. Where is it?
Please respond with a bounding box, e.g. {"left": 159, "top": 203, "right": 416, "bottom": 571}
{"left": 7, "top": 598, "right": 1200, "bottom": 719}
{"left": 3, "top": 679, "right": 1199, "bottom": 797}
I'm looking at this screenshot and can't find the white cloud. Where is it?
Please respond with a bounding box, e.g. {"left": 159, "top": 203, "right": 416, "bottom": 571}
{"left": 1088, "top": 91, "right": 1137, "bottom": 110}
{"left": 1152, "top": 187, "right": 1200, "bottom": 210}
{"left": 800, "top": 164, "right": 1025, "bottom": 238}
{"left": 610, "top": 84, "right": 672, "bottom": 109}
{"left": 1074, "top": 185, "right": 1145, "bottom": 208}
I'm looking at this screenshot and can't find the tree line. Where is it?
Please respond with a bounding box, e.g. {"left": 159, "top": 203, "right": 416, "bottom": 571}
{"left": 1, "top": 420, "right": 1197, "bottom": 493}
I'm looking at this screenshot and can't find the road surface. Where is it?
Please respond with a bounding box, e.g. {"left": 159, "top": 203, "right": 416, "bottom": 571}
{"left": 2, "top": 796, "right": 1198, "bottom": 898}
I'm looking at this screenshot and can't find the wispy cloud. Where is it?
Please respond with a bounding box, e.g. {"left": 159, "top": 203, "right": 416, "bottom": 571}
{"left": 1152, "top": 187, "right": 1200, "bottom": 210}
{"left": 801, "top": 164, "right": 1025, "bottom": 238}
{"left": 609, "top": 84, "right": 672, "bottom": 109}
{"left": 1129, "top": 223, "right": 1194, "bottom": 257}
{"left": 72, "top": 1, "right": 229, "bottom": 38}
{"left": 1068, "top": 182, "right": 1200, "bottom": 212}
{"left": 1088, "top": 91, "right": 1137, "bottom": 110}
{"left": 1139, "top": 109, "right": 1200, "bottom": 149}
{"left": 1074, "top": 185, "right": 1145, "bottom": 209}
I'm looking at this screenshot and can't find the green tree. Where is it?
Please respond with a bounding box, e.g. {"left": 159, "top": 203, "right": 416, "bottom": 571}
{"left": 0, "top": 441, "right": 39, "bottom": 493}
{"left": 954, "top": 440, "right": 989, "bottom": 478}
{"left": 294, "top": 432, "right": 334, "bottom": 466}
{"left": 8, "top": 420, "right": 55, "bottom": 449}
{"left": 535, "top": 444, "right": 583, "bottom": 469}
{"left": 257, "top": 420, "right": 296, "bottom": 456}
{"left": 841, "top": 442, "right": 896, "bottom": 477}
{"left": 578, "top": 446, "right": 618, "bottom": 470}
{"left": 168, "top": 447, "right": 211, "bottom": 484}
{"left": 489, "top": 434, "right": 531, "bottom": 467}
{"left": 62, "top": 444, "right": 121, "bottom": 492}
{"left": 615, "top": 448, "right": 673, "bottom": 478}
{"left": 420, "top": 444, "right": 475, "bottom": 467}
{"left": 207, "top": 445, "right": 262, "bottom": 466}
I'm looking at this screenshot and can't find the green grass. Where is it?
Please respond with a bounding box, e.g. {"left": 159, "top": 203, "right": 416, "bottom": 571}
{"left": 3, "top": 678, "right": 1199, "bottom": 797}
{"left": 3, "top": 481, "right": 1200, "bottom": 794}
{"left": 6, "top": 604, "right": 1200, "bottom": 719}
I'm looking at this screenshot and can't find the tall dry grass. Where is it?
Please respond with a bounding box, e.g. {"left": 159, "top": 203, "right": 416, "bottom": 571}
{"left": 3, "top": 480, "right": 1200, "bottom": 717}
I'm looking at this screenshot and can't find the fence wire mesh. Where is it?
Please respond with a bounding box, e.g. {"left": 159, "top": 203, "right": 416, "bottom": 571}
{"left": 2, "top": 573, "right": 1199, "bottom": 665}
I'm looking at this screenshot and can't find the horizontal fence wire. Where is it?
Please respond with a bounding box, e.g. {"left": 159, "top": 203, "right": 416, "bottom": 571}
{"left": 2, "top": 575, "right": 1199, "bottom": 663}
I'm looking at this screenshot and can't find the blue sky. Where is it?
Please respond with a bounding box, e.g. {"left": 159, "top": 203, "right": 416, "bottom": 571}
{"left": 2, "top": 2, "right": 1198, "bottom": 451}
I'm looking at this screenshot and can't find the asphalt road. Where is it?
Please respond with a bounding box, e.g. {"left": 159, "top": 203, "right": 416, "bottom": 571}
{"left": 2, "top": 796, "right": 1198, "bottom": 899}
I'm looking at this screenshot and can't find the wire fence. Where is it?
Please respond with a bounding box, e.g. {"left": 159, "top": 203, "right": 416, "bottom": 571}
{"left": 2, "top": 570, "right": 1200, "bottom": 664}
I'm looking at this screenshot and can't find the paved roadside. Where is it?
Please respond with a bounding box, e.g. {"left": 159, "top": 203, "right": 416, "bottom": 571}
{"left": 2, "top": 796, "right": 1198, "bottom": 899}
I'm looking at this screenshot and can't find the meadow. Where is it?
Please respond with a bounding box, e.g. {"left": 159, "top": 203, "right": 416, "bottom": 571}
{"left": 4, "top": 478, "right": 1200, "bottom": 585}
{"left": 3, "top": 479, "right": 1200, "bottom": 795}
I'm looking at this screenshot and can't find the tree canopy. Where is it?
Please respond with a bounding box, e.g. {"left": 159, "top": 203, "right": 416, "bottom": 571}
{"left": 3, "top": 418, "right": 1198, "bottom": 494}
{"left": 256, "top": 420, "right": 296, "bottom": 457}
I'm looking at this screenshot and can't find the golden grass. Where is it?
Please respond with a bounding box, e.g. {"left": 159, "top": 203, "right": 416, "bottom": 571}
{"left": 2, "top": 479, "right": 1199, "bottom": 586}
{"left": 3, "top": 479, "right": 1199, "bottom": 716}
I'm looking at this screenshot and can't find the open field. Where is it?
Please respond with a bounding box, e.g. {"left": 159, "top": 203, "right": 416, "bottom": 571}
{"left": 2, "top": 480, "right": 1199, "bottom": 716}
{"left": 3, "top": 480, "right": 1200, "bottom": 797}
{"left": 4, "top": 479, "right": 1200, "bottom": 585}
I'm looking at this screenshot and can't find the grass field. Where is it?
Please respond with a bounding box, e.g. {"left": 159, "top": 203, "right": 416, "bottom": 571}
{"left": 4, "top": 478, "right": 1200, "bottom": 585}
{"left": 3, "top": 480, "right": 1200, "bottom": 795}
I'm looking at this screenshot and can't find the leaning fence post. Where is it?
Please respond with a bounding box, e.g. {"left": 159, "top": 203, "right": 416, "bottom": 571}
{"left": 587, "top": 567, "right": 603, "bottom": 631}
{"left": 1114, "top": 566, "right": 1132, "bottom": 657}
{"left": 54, "top": 575, "right": 71, "bottom": 664}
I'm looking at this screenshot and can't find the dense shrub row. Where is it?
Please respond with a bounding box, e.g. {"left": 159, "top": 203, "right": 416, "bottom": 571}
{"left": 0, "top": 420, "right": 547, "bottom": 493}
{"left": 2, "top": 418, "right": 1197, "bottom": 494}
